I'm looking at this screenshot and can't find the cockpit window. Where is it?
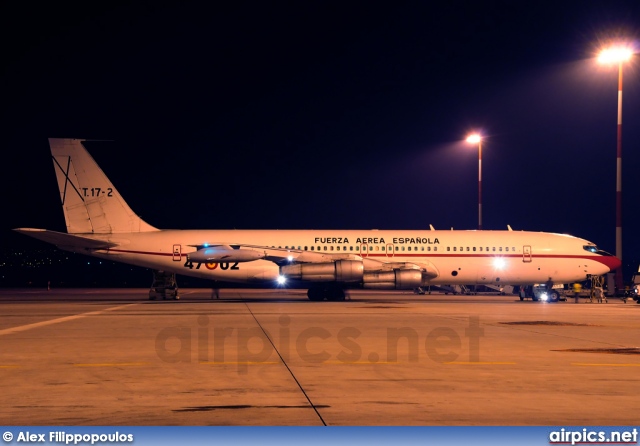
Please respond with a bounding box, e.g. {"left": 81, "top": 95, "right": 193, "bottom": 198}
{"left": 583, "top": 245, "right": 613, "bottom": 256}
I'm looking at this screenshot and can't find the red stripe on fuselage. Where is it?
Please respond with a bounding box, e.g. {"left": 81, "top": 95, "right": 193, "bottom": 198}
{"left": 103, "top": 248, "right": 619, "bottom": 269}
{"left": 106, "top": 248, "right": 185, "bottom": 257}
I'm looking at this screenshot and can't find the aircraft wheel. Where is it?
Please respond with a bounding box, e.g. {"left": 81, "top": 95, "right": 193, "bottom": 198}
{"left": 327, "top": 287, "right": 346, "bottom": 302}
{"left": 307, "top": 287, "right": 324, "bottom": 301}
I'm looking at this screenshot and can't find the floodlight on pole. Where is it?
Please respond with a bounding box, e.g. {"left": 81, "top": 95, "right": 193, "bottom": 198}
{"left": 598, "top": 44, "right": 634, "bottom": 294}
{"left": 466, "top": 133, "right": 483, "bottom": 230}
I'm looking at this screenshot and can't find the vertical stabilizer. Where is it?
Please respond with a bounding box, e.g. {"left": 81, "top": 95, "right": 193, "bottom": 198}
{"left": 50, "top": 138, "right": 158, "bottom": 234}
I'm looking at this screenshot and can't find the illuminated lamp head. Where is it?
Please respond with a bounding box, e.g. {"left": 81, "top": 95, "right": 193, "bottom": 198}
{"left": 466, "top": 134, "right": 482, "bottom": 144}
{"left": 598, "top": 47, "right": 633, "bottom": 64}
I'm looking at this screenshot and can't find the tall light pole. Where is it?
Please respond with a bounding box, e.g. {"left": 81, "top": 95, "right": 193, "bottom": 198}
{"left": 598, "top": 46, "right": 633, "bottom": 293}
{"left": 466, "top": 133, "right": 483, "bottom": 230}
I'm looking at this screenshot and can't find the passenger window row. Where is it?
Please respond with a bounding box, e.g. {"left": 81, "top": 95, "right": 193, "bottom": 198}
{"left": 446, "top": 246, "right": 516, "bottom": 252}
{"left": 268, "top": 245, "right": 516, "bottom": 253}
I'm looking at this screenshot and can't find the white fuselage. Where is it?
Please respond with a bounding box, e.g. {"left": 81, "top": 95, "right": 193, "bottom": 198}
{"left": 81, "top": 229, "right": 615, "bottom": 286}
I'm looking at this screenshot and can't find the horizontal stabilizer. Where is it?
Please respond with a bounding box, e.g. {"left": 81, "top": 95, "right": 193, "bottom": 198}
{"left": 13, "top": 228, "right": 117, "bottom": 250}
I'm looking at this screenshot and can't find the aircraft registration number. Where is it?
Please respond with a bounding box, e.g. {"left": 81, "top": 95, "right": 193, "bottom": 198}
{"left": 183, "top": 259, "right": 240, "bottom": 270}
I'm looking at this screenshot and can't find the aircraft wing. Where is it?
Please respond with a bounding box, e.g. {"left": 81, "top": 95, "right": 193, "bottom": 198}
{"left": 264, "top": 247, "right": 361, "bottom": 264}
{"left": 13, "top": 228, "right": 118, "bottom": 251}
{"left": 254, "top": 245, "right": 439, "bottom": 279}
{"left": 237, "top": 245, "right": 431, "bottom": 271}
{"left": 187, "top": 243, "right": 359, "bottom": 265}
{"left": 187, "top": 243, "right": 436, "bottom": 278}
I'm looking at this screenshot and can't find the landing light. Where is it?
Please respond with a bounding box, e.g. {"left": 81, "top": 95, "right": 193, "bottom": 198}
{"left": 540, "top": 293, "right": 549, "bottom": 302}
{"left": 493, "top": 258, "right": 506, "bottom": 269}
{"left": 287, "top": 255, "right": 293, "bottom": 262}
{"left": 277, "top": 276, "right": 287, "bottom": 286}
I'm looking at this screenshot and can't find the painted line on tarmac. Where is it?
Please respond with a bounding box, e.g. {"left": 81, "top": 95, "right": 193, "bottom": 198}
{"left": 0, "top": 303, "right": 138, "bottom": 336}
{"left": 195, "top": 359, "right": 520, "bottom": 367}
{"left": 245, "top": 303, "right": 327, "bottom": 426}
{"left": 74, "top": 362, "right": 149, "bottom": 367}
{"left": 572, "top": 363, "right": 640, "bottom": 367}
{"left": 446, "top": 361, "right": 517, "bottom": 365}
{"left": 322, "top": 361, "right": 406, "bottom": 365}
{"left": 199, "top": 362, "right": 280, "bottom": 365}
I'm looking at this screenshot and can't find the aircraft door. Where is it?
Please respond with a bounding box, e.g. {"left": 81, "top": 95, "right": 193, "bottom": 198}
{"left": 172, "top": 244, "right": 182, "bottom": 261}
{"left": 361, "top": 243, "right": 368, "bottom": 258}
{"left": 523, "top": 245, "right": 532, "bottom": 263}
{"left": 386, "top": 243, "right": 394, "bottom": 258}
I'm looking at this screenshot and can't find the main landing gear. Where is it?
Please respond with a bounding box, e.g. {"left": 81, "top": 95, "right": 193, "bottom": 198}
{"left": 149, "top": 270, "right": 179, "bottom": 300}
{"left": 518, "top": 284, "right": 561, "bottom": 302}
{"left": 307, "top": 284, "right": 346, "bottom": 301}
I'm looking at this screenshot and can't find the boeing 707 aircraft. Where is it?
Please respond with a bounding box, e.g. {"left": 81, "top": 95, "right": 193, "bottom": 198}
{"left": 14, "top": 139, "right": 621, "bottom": 301}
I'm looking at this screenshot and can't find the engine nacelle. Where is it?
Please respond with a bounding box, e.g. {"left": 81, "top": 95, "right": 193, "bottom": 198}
{"left": 188, "top": 247, "right": 265, "bottom": 263}
{"left": 363, "top": 269, "right": 423, "bottom": 289}
{"left": 281, "top": 260, "right": 363, "bottom": 282}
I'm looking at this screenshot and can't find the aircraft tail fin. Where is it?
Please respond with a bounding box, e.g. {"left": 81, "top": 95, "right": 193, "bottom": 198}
{"left": 49, "top": 138, "right": 158, "bottom": 234}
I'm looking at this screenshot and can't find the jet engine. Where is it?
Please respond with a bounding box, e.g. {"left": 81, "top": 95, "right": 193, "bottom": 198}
{"left": 281, "top": 260, "right": 363, "bottom": 282}
{"left": 362, "top": 269, "right": 423, "bottom": 289}
{"left": 188, "top": 246, "right": 265, "bottom": 263}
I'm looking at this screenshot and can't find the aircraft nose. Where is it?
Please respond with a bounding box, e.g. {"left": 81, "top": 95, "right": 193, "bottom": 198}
{"left": 599, "top": 255, "right": 622, "bottom": 272}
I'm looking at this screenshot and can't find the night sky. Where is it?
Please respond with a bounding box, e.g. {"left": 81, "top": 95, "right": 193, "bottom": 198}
{"left": 2, "top": 1, "right": 640, "bottom": 278}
